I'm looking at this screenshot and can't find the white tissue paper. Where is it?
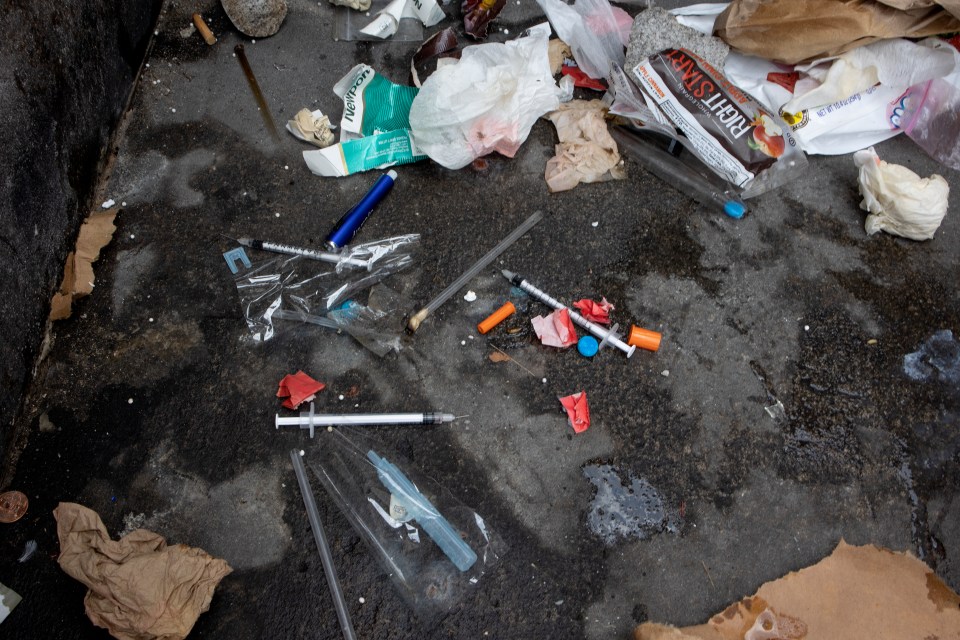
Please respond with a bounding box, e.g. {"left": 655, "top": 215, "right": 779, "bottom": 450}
{"left": 854, "top": 147, "right": 949, "bottom": 241}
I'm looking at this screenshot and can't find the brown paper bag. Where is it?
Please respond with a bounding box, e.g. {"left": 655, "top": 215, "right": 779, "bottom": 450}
{"left": 714, "top": 0, "right": 960, "bottom": 64}
{"left": 634, "top": 540, "right": 960, "bottom": 640}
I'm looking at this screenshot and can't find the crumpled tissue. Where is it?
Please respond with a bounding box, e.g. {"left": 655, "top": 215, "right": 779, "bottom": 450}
{"left": 545, "top": 99, "right": 625, "bottom": 192}
{"left": 854, "top": 146, "right": 949, "bottom": 240}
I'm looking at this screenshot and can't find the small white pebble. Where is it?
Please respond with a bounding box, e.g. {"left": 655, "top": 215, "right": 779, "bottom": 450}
{"left": 127, "top": 398, "right": 134, "bottom": 404}
{"left": 464, "top": 290, "right": 477, "bottom": 302}
{"left": 299, "top": 449, "right": 305, "bottom": 456}
{"left": 251, "top": 39, "right": 256, "bottom": 43}
{"left": 149, "top": 317, "right": 154, "bottom": 323}
{"left": 275, "top": 212, "right": 280, "bottom": 218}
{"left": 284, "top": 165, "right": 289, "bottom": 170}
{"left": 154, "top": 30, "right": 159, "bottom": 36}
{"left": 359, "top": 597, "right": 366, "bottom": 604}
{"left": 661, "top": 369, "right": 670, "bottom": 377}
{"left": 804, "top": 325, "right": 810, "bottom": 331}
{"left": 146, "top": 63, "right": 150, "bottom": 68}
{"left": 338, "top": 394, "right": 345, "bottom": 401}
{"left": 503, "top": 28, "right": 509, "bottom": 34}
{"left": 121, "top": 201, "right": 127, "bottom": 207}
{"left": 461, "top": 340, "right": 466, "bottom": 346}
{"left": 171, "top": 108, "right": 176, "bottom": 113}
{"left": 541, "top": 377, "right": 547, "bottom": 384}
{"left": 101, "top": 199, "right": 116, "bottom": 208}
{"left": 327, "top": 426, "right": 333, "bottom": 432}
{"left": 130, "top": 234, "right": 135, "bottom": 239}
{"left": 468, "top": 335, "right": 474, "bottom": 340}
{"left": 591, "top": 221, "right": 599, "bottom": 227}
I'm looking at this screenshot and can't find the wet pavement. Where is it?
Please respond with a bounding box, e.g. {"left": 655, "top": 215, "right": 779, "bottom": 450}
{"left": 2, "top": 1, "right": 959, "bottom": 638}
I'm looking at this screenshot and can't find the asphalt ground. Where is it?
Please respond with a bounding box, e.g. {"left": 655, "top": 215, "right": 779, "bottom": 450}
{"left": 2, "top": 1, "right": 958, "bottom": 638}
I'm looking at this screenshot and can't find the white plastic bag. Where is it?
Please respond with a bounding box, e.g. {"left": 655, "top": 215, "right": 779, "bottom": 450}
{"left": 854, "top": 147, "right": 949, "bottom": 241}
{"left": 408, "top": 24, "right": 560, "bottom": 170}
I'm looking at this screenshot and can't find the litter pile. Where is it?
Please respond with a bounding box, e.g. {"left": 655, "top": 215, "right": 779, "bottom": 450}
{"left": 8, "top": 0, "right": 959, "bottom": 638}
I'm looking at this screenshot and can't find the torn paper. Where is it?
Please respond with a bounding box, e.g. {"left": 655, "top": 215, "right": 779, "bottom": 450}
{"left": 559, "top": 391, "right": 590, "bottom": 433}
{"left": 50, "top": 209, "right": 117, "bottom": 321}
{"left": 532, "top": 308, "right": 578, "bottom": 348}
{"left": 573, "top": 297, "right": 614, "bottom": 324}
{"left": 634, "top": 540, "right": 960, "bottom": 640}
{"left": 544, "top": 99, "right": 625, "bottom": 192}
{"left": 277, "top": 371, "right": 326, "bottom": 409}
{"left": 54, "top": 502, "right": 231, "bottom": 640}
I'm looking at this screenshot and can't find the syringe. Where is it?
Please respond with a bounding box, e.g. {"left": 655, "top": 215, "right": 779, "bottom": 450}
{"left": 502, "top": 270, "right": 637, "bottom": 358}
{"left": 235, "top": 237, "right": 371, "bottom": 270}
{"left": 276, "top": 402, "right": 458, "bottom": 438}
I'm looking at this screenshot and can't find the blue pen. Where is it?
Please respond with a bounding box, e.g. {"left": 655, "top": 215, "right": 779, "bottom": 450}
{"left": 325, "top": 170, "right": 398, "bottom": 251}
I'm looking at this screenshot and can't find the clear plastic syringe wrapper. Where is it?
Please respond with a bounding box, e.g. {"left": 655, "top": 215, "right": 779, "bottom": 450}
{"left": 231, "top": 234, "right": 419, "bottom": 344}
{"left": 304, "top": 428, "right": 507, "bottom": 617}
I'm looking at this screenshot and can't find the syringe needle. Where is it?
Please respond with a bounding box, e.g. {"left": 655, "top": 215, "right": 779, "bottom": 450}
{"left": 502, "top": 269, "right": 637, "bottom": 358}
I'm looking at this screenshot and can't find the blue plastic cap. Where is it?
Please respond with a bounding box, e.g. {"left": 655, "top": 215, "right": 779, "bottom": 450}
{"left": 578, "top": 336, "right": 599, "bottom": 358}
{"left": 724, "top": 200, "right": 746, "bottom": 219}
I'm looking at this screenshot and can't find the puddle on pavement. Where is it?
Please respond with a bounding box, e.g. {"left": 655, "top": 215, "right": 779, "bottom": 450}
{"left": 904, "top": 329, "right": 960, "bottom": 384}
{"left": 583, "top": 464, "right": 679, "bottom": 545}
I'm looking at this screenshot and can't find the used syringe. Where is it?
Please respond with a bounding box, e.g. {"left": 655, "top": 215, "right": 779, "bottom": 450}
{"left": 276, "top": 402, "right": 458, "bottom": 438}
{"left": 502, "top": 269, "right": 637, "bottom": 358}
{"left": 235, "top": 237, "right": 371, "bottom": 270}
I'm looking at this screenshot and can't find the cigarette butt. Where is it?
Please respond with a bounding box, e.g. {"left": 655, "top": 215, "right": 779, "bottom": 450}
{"left": 193, "top": 13, "right": 216, "bottom": 45}
{"left": 478, "top": 301, "right": 516, "bottom": 335}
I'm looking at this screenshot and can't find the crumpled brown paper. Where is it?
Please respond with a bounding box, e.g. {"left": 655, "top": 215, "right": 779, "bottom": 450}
{"left": 54, "top": 503, "right": 232, "bottom": 640}
{"left": 49, "top": 209, "right": 117, "bottom": 321}
{"left": 634, "top": 540, "right": 960, "bottom": 640}
{"left": 544, "top": 100, "right": 626, "bottom": 193}
{"left": 714, "top": 0, "right": 960, "bottom": 64}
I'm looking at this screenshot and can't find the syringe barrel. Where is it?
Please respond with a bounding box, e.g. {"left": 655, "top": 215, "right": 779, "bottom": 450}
{"left": 276, "top": 412, "right": 454, "bottom": 427}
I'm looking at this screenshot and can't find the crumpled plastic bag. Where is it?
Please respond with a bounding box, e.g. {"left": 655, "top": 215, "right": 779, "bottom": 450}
{"left": 409, "top": 23, "right": 560, "bottom": 169}
{"left": 54, "top": 502, "right": 232, "bottom": 640}
{"left": 853, "top": 147, "right": 949, "bottom": 240}
{"left": 784, "top": 38, "right": 958, "bottom": 113}
{"left": 544, "top": 100, "right": 625, "bottom": 192}
{"left": 536, "top": 0, "right": 629, "bottom": 80}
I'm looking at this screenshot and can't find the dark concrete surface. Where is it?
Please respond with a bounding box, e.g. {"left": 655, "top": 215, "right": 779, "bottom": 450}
{"left": 0, "top": 0, "right": 161, "bottom": 462}
{"left": 2, "top": 1, "right": 959, "bottom": 639}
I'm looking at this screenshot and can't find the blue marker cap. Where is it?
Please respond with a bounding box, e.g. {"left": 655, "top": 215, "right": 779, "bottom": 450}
{"left": 724, "top": 200, "right": 746, "bottom": 219}
{"left": 578, "top": 336, "right": 599, "bottom": 358}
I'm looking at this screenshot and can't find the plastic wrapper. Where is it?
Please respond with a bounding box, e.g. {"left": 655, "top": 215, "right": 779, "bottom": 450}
{"left": 536, "top": 0, "right": 628, "bottom": 80}
{"left": 408, "top": 23, "right": 560, "bottom": 169}
{"left": 305, "top": 429, "right": 506, "bottom": 616}
{"left": 629, "top": 48, "right": 807, "bottom": 198}
{"left": 231, "top": 235, "right": 419, "bottom": 343}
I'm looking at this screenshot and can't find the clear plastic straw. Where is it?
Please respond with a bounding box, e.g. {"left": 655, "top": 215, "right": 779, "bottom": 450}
{"left": 407, "top": 210, "right": 544, "bottom": 332}
{"left": 290, "top": 449, "right": 357, "bottom": 640}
